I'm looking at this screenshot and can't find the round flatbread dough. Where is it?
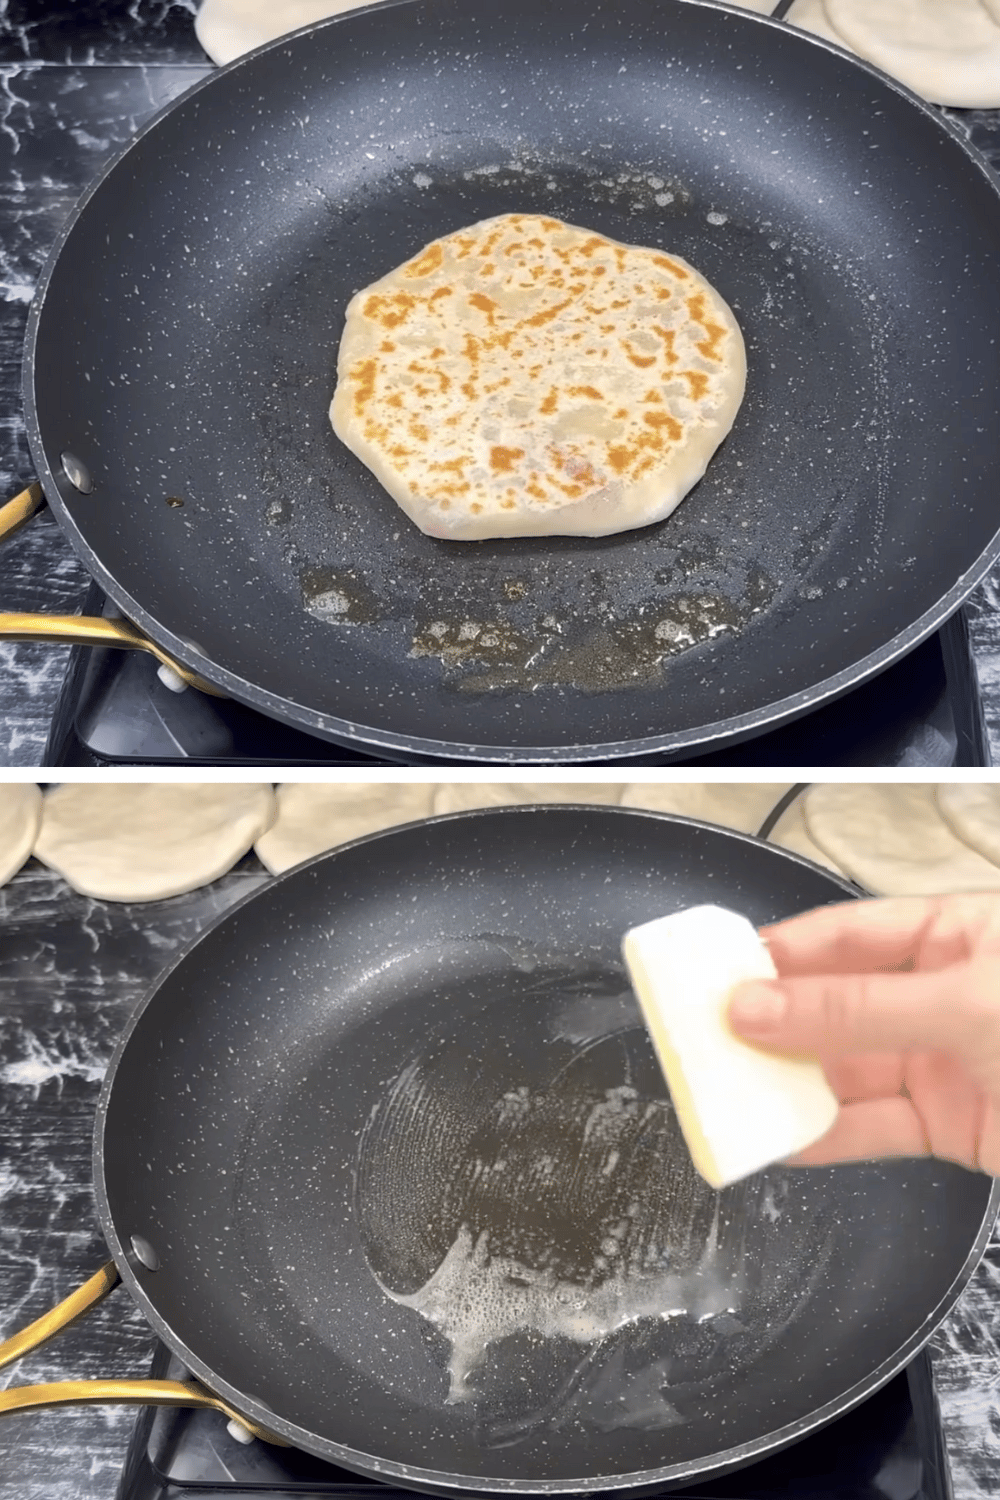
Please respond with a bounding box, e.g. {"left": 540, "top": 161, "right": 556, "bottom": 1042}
{"left": 984, "top": 0, "right": 1000, "bottom": 21}
{"left": 767, "top": 795, "right": 848, "bottom": 876}
{"left": 0, "top": 784, "right": 42, "bottom": 888}
{"left": 34, "top": 784, "right": 275, "bottom": 902}
{"left": 332, "top": 213, "right": 746, "bottom": 541}
{"left": 195, "top": 0, "right": 365, "bottom": 66}
{"left": 255, "top": 783, "right": 435, "bottom": 874}
{"left": 803, "top": 784, "right": 1000, "bottom": 897}
{"left": 787, "top": 0, "right": 857, "bottom": 48}
{"left": 620, "top": 783, "right": 792, "bottom": 836}
{"left": 935, "top": 784, "right": 1000, "bottom": 867}
{"left": 824, "top": 0, "right": 1000, "bottom": 108}
{"left": 432, "top": 783, "right": 624, "bottom": 815}
{"left": 726, "top": 1, "right": 782, "bottom": 11}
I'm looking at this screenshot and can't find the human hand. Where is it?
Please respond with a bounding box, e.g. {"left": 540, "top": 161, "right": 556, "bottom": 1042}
{"left": 727, "top": 893, "right": 1000, "bottom": 1175}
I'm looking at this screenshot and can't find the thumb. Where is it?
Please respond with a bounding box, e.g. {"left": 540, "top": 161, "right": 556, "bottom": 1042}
{"left": 727, "top": 959, "right": 1000, "bottom": 1073}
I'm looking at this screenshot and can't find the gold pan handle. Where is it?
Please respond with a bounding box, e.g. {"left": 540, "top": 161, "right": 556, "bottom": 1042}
{"left": 0, "top": 1378, "right": 286, "bottom": 1442}
{"left": 0, "top": 485, "right": 226, "bottom": 698}
{"left": 0, "top": 1261, "right": 287, "bottom": 1445}
{"left": 0, "top": 481, "right": 46, "bottom": 541}
{"left": 0, "top": 612, "right": 226, "bottom": 696}
{"left": 0, "top": 1261, "right": 120, "bottom": 1370}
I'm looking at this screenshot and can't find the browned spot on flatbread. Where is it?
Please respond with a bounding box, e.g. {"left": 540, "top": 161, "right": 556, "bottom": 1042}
{"left": 681, "top": 370, "right": 710, "bottom": 400}
{"left": 362, "top": 292, "right": 417, "bottom": 329}
{"left": 524, "top": 296, "right": 573, "bottom": 329}
{"left": 351, "top": 358, "right": 377, "bottom": 414}
{"left": 687, "top": 292, "right": 727, "bottom": 362}
{"left": 490, "top": 445, "right": 525, "bottom": 473}
{"left": 622, "top": 341, "right": 657, "bottom": 369}
{"left": 644, "top": 410, "right": 683, "bottom": 441}
{"left": 469, "top": 292, "right": 500, "bottom": 326}
{"left": 653, "top": 255, "right": 691, "bottom": 280}
{"left": 607, "top": 444, "right": 635, "bottom": 475}
{"left": 653, "top": 326, "right": 678, "bottom": 363}
{"left": 405, "top": 242, "right": 444, "bottom": 278}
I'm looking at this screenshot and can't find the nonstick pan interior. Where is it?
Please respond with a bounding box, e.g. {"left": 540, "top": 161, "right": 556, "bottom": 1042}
{"left": 95, "top": 809, "right": 999, "bottom": 1490}
{"left": 27, "top": 0, "right": 1000, "bottom": 758}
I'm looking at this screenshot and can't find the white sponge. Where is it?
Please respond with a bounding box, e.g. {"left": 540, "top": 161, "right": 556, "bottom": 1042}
{"left": 622, "top": 905, "right": 839, "bottom": 1189}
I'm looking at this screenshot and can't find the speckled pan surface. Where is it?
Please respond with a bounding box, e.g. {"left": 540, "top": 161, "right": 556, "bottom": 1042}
{"left": 20, "top": 0, "right": 1000, "bottom": 759}
{"left": 92, "top": 808, "right": 999, "bottom": 1492}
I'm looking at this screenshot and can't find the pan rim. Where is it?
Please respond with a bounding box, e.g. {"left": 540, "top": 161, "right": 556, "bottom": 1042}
{"left": 23, "top": 0, "right": 1000, "bottom": 763}
{"left": 91, "top": 806, "right": 999, "bottom": 1490}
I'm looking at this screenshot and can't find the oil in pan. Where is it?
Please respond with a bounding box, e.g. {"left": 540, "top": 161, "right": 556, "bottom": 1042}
{"left": 354, "top": 953, "right": 835, "bottom": 1438}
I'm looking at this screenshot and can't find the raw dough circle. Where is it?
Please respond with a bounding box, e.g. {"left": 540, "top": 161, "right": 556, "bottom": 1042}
{"left": 824, "top": 0, "right": 1000, "bottom": 108}
{"left": 34, "top": 784, "right": 275, "bottom": 902}
{"left": 195, "top": 0, "right": 365, "bottom": 66}
{"left": 935, "top": 784, "right": 1000, "bottom": 867}
{"left": 432, "top": 783, "right": 624, "bottom": 814}
{"left": 767, "top": 795, "right": 848, "bottom": 876}
{"left": 255, "top": 783, "right": 435, "bottom": 874}
{"left": 803, "top": 784, "right": 1000, "bottom": 896}
{"left": 787, "top": 0, "right": 856, "bottom": 47}
{"left": 620, "top": 783, "right": 792, "bottom": 836}
{"left": 0, "top": 784, "right": 42, "bottom": 888}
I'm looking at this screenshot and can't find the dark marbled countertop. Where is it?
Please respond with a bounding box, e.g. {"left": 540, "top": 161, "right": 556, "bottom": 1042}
{"left": 1, "top": 0, "right": 213, "bottom": 765}
{"left": 0, "top": 857, "right": 999, "bottom": 1500}
{"left": 0, "top": 2, "right": 999, "bottom": 764}
{"left": 0, "top": 858, "right": 270, "bottom": 1500}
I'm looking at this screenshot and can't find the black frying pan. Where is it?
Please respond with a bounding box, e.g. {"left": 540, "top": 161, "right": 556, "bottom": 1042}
{"left": 13, "top": 0, "right": 1000, "bottom": 761}
{"left": 1, "top": 809, "right": 990, "bottom": 1493}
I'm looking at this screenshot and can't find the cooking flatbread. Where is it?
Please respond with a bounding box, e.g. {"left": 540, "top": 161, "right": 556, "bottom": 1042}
{"left": 33, "top": 784, "right": 275, "bottom": 902}
{"left": 432, "top": 783, "right": 624, "bottom": 814}
{"left": 803, "top": 784, "right": 1000, "bottom": 897}
{"left": 823, "top": 0, "right": 1000, "bottom": 108}
{"left": 255, "top": 783, "right": 435, "bottom": 874}
{"left": 935, "top": 784, "right": 1000, "bottom": 867}
{"left": 0, "top": 784, "right": 42, "bottom": 888}
{"left": 194, "top": 0, "right": 364, "bottom": 65}
{"left": 620, "top": 783, "right": 792, "bottom": 835}
{"left": 331, "top": 214, "right": 746, "bottom": 541}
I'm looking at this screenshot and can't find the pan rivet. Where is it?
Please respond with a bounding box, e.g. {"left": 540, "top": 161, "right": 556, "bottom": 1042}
{"left": 226, "top": 1418, "right": 256, "bottom": 1445}
{"left": 60, "top": 451, "right": 94, "bottom": 494}
{"left": 129, "top": 1234, "right": 160, "bottom": 1272}
{"left": 156, "top": 664, "right": 189, "bottom": 695}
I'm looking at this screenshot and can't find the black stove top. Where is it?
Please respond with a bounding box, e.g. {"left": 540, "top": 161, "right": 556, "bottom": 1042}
{"left": 116, "top": 1341, "right": 953, "bottom": 1500}
{"left": 45, "top": 585, "right": 990, "bottom": 766}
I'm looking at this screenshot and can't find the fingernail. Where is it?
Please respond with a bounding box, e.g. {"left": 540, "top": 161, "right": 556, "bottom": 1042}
{"left": 729, "top": 982, "right": 787, "bottom": 1032}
